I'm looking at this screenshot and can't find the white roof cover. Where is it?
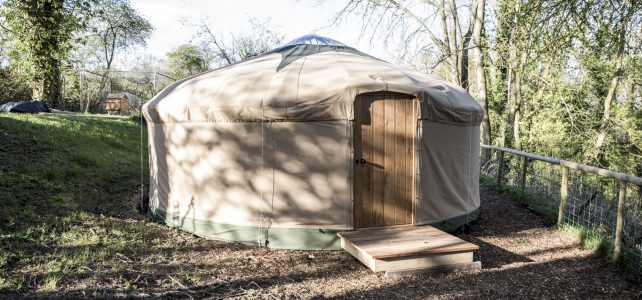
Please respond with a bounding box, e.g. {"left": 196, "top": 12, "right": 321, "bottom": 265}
{"left": 144, "top": 35, "right": 483, "bottom": 125}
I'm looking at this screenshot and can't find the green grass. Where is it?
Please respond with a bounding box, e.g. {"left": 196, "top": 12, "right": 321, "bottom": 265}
{"left": 0, "top": 114, "right": 156, "bottom": 293}
{"left": 560, "top": 224, "right": 612, "bottom": 256}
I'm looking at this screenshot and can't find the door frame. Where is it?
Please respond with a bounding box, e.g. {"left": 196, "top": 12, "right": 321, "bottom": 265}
{"left": 352, "top": 92, "right": 419, "bottom": 229}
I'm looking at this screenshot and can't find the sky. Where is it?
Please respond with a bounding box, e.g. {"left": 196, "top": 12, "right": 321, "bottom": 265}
{"left": 129, "top": 0, "right": 392, "bottom": 62}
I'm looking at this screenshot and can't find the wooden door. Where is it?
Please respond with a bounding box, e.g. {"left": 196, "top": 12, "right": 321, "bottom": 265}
{"left": 354, "top": 93, "right": 417, "bottom": 228}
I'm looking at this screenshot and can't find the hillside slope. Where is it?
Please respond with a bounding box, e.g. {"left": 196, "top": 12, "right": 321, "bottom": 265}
{"left": 0, "top": 114, "right": 152, "bottom": 294}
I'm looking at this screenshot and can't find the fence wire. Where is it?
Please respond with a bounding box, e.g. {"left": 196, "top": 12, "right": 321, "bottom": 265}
{"left": 481, "top": 148, "right": 642, "bottom": 277}
{"left": 61, "top": 69, "right": 175, "bottom": 114}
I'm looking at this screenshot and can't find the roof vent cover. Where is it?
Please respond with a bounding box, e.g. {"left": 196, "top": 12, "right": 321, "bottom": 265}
{"left": 277, "top": 34, "right": 347, "bottom": 49}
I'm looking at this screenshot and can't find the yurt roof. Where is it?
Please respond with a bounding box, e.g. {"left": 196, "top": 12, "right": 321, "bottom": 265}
{"left": 144, "top": 34, "right": 483, "bottom": 125}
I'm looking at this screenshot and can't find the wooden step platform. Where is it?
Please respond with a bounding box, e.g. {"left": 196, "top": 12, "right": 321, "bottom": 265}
{"left": 337, "top": 225, "right": 480, "bottom": 276}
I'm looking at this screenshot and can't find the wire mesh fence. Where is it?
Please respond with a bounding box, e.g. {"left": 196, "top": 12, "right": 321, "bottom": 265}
{"left": 481, "top": 146, "right": 642, "bottom": 277}
{"left": 61, "top": 69, "right": 175, "bottom": 114}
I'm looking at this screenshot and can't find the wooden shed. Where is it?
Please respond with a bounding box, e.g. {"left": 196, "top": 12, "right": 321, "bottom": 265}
{"left": 104, "top": 92, "right": 139, "bottom": 115}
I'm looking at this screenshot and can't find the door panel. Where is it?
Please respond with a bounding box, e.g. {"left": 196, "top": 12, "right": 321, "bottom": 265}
{"left": 354, "top": 93, "right": 416, "bottom": 228}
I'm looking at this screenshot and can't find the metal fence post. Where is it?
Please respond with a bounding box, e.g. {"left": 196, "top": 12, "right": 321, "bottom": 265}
{"left": 558, "top": 166, "right": 569, "bottom": 227}
{"left": 613, "top": 181, "right": 626, "bottom": 263}
{"left": 497, "top": 150, "right": 505, "bottom": 187}
{"left": 520, "top": 157, "right": 529, "bottom": 199}
{"left": 153, "top": 72, "right": 157, "bottom": 96}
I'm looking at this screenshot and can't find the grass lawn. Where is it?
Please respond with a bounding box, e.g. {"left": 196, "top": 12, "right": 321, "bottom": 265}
{"left": 0, "top": 114, "right": 154, "bottom": 295}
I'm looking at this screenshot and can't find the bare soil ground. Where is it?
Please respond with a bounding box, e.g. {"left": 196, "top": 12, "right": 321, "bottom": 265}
{"left": 14, "top": 187, "right": 640, "bottom": 299}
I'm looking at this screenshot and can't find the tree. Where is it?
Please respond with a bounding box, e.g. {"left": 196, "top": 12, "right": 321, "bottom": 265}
{"left": 495, "top": 0, "right": 523, "bottom": 149}
{"left": 0, "top": 6, "right": 31, "bottom": 102}
{"left": 0, "top": 66, "right": 32, "bottom": 102}
{"left": 70, "top": 0, "right": 152, "bottom": 112}
{"left": 471, "top": 0, "right": 491, "bottom": 161}
{"left": 0, "top": 0, "right": 152, "bottom": 109}
{"left": 194, "top": 18, "right": 283, "bottom": 67}
{"left": 165, "top": 44, "right": 210, "bottom": 79}
{"left": 80, "top": 0, "right": 152, "bottom": 70}
{"left": 329, "top": 0, "right": 642, "bottom": 178}
{"left": 333, "top": 0, "right": 476, "bottom": 85}
{"left": 332, "top": 0, "right": 492, "bottom": 149}
{"left": 583, "top": 0, "right": 636, "bottom": 165}
{"left": 0, "top": 0, "right": 80, "bottom": 106}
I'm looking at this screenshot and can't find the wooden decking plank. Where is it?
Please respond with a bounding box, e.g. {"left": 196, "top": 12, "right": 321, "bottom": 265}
{"left": 352, "top": 230, "right": 472, "bottom": 244}
{"left": 337, "top": 229, "right": 445, "bottom": 242}
{"left": 338, "top": 228, "right": 458, "bottom": 244}
{"left": 342, "top": 226, "right": 448, "bottom": 237}
{"left": 338, "top": 225, "right": 480, "bottom": 273}
{"left": 369, "top": 244, "right": 479, "bottom": 259}
{"left": 338, "top": 225, "right": 479, "bottom": 259}
{"left": 375, "top": 252, "right": 473, "bottom": 272}
{"left": 338, "top": 227, "right": 474, "bottom": 248}
{"left": 345, "top": 232, "right": 452, "bottom": 247}
{"left": 385, "top": 261, "right": 482, "bottom": 277}
{"left": 339, "top": 224, "right": 434, "bottom": 234}
{"left": 340, "top": 238, "right": 375, "bottom": 271}
{"left": 337, "top": 224, "right": 437, "bottom": 238}
{"left": 358, "top": 236, "right": 477, "bottom": 251}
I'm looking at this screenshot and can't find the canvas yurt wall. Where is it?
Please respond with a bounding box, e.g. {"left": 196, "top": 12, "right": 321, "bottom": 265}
{"left": 142, "top": 34, "right": 484, "bottom": 250}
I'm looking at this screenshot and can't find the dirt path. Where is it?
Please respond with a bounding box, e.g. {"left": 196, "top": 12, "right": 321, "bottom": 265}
{"left": 22, "top": 187, "right": 642, "bottom": 299}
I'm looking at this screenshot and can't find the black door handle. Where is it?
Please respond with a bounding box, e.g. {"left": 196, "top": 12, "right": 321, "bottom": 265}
{"left": 360, "top": 158, "right": 366, "bottom": 164}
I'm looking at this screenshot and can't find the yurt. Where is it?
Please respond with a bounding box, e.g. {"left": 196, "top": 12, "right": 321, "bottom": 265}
{"left": 142, "top": 34, "right": 483, "bottom": 250}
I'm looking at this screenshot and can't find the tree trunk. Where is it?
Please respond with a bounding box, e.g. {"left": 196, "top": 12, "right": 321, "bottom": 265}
{"left": 26, "top": 0, "right": 65, "bottom": 108}
{"left": 106, "top": 29, "right": 117, "bottom": 70}
{"left": 45, "top": 61, "right": 61, "bottom": 107}
{"left": 32, "top": 77, "right": 44, "bottom": 100}
{"left": 472, "top": 0, "right": 491, "bottom": 162}
{"left": 584, "top": 5, "right": 630, "bottom": 165}
{"left": 637, "top": 163, "right": 642, "bottom": 211}
{"left": 439, "top": 0, "right": 455, "bottom": 83}
{"left": 513, "top": 72, "right": 522, "bottom": 150}
{"left": 503, "top": 68, "right": 516, "bottom": 148}
{"left": 449, "top": 0, "right": 460, "bottom": 85}
{"left": 512, "top": 48, "right": 528, "bottom": 150}
{"left": 626, "top": 77, "right": 635, "bottom": 112}
{"left": 494, "top": 0, "right": 511, "bottom": 148}
{"left": 460, "top": 25, "right": 472, "bottom": 90}
{"left": 88, "top": 29, "right": 117, "bottom": 113}
{"left": 501, "top": 0, "right": 520, "bottom": 149}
